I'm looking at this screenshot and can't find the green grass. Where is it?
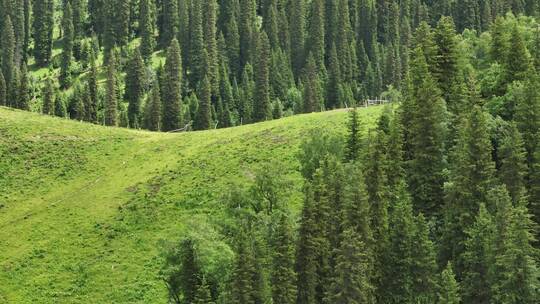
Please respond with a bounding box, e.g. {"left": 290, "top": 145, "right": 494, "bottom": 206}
{"left": 0, "top": 106, "right": 382, "bottom": 303}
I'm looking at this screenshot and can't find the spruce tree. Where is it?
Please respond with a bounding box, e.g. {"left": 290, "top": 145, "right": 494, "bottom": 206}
{"left": 498, "top": 123, "right": 528, "bottom": 205}
{"left": 328, "top": 228, "right": 374, "bottom": 304}
{"left": 160, "top": 0, "right": 179, "bottom": 48}
{"left": 307, "top": 0, "right": 325, "bottom": 70}
{"left": 239, "top": 0, "right": 256, "bottom": 71}
{"left": 147, "top": 83, "right": 162, "bottom": 131}
{"left": 407, "top": 47, "right": 447, "bottom": 217}
{"left": 411, "top": 214, "right": 438, "bottom": 303}
{"left": 290, "top": 0, "right": 305, "bottom": 77}
{"left": 0, "top": 72, "right": 6, "bottom": 106}
{"left": 490, "top": 189, "right": 540, "bottom": 303}
{"left": 18, "top": 64, "right": 29, "bottom": 110}
{"left": 204, "top": 0, "right": 219, "bottom": 96}
{"left": 253, "top": 31, "right": 271, "bottom": 122}
{"left": 86, "top": 48, "right": 99, "bottom": 124}
{"left": 42, "top": 77, "right": 55, "bottom": 115}
{"left": 302, "top": 54, "right": 321, "bottom": 113}
{"left": 506, "top": 23, "right": 532, "bottom": 83}
{"left": 189, "top": 0, "right": 207, "bottom": 86}
{"left": 345, "top": 108, "right": 362, "bottom": 162}
{"left": 1, "top": 16, "right": 15, "bottom": 96}
{"left": 295, "top": 184, "right": 319, "bottom": 304}
{"left": 326, "top": 44, "right": 341, "bottom": 109}
{"left": 32, "top": 0, "right": 54, "bottom": 66}
{"left": 114, "top": 0, "right": 131, "bottom": 47}
{"left": 105, "top": 50, "right": 118, "bottom": 126}
{"left": 60, "top": 2, "right": 74, "bottom": 89}
{"left": 443, "top": 106, "right": 496, "bottom": 275}
{"left": 271, "top": 214, "right": 296, "bottom": 304}
{"left": 139, "top": 0, "right": 155, "bottom": 61}
{"left": 194, "top": 76, "right": 212, "bottom": 130}
{"left": 434, "top": 16, "right": 460, "bottom": 106}
{"left": 437, "top": 262, "right": 461, "bottom": 304}
{"left": 462, "top": 203, "right": 495, "bottom": 303}
{"left": 162, "top": 39, "right": 183, "bottom": 132}
{"left": 125, "top": 48, "right": 146, "bottom": 129}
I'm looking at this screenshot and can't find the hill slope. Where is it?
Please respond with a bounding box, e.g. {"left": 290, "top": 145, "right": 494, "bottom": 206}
{"left": 0, "top": 106, "right": 381, "bottom": 303}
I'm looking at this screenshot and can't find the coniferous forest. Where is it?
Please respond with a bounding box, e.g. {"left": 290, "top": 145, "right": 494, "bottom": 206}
{"left": 2, "top": 0, "right": 540, "bottom": 303}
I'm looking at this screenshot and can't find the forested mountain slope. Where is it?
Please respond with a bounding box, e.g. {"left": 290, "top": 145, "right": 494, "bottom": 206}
{"left": 0, "top": 105, "right": 381, "bottom": 303}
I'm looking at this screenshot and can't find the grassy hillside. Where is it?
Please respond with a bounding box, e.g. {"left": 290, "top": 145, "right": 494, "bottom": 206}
{"left": 0, "top": 106, "right": 382, "bottom": 303}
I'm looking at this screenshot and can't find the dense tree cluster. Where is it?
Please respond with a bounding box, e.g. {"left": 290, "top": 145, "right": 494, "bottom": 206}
{"left": 0, "top": 0, "right": 539, "bottom": 130}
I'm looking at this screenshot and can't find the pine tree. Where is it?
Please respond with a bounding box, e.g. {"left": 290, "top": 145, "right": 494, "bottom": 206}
{"left": 411, "top": 214, "right": 438, "bottom": 302}
{"left": 290, "top": 0, "right": 305, "bottom": 77}
{"left": 114, "top": 0, "right": 131, "bottom": 47}
{"left": 42, "top": 77, "right": 55, "bottom": 115}
{"left": 60, "top": 2, "right": 74, "bottom": 89}
{"left": 306, "top": 0, "right": 325, "bottom": 70}
{"left": 271, "top": 214, "right": 297, "bottom": 304}
{"left": 407, "top": 47, "right": 448, "bottom": 217}
{"left": 0, "top": 72, "right": 6, "bottom": 106}
{"left": 160, "top": 0, "right": 179, "bottom": 47}
{"left": 1, "top": 16, "right": 15, "bottom": 97}
{"left": 385, "top": 196, "right": 416, "bottom": 303}
{"left": 162, "top": 39, "right": 183, "bottom": 132}
{"left": 238, "top": 0, "right": 256, "bottom": 71}
{"left": 86, "top": 48, "right": 99, "bottom": 123}
{"left": 231, "top": 233, "right": 265, "bottom": 304}
{"left": 253, "top": 31, "right": 271, "bottom": 122}
{"left": 189, "top": 0, "right": 207, "bottom": 86}
{"left": 204, "top": 0, "right": 219, "bottom": 96}
{"left": 490, "top": 17, "right": 508, "bottom": 64}
{"left": 147, "top": 83, "right": 161, "bottom": 131}
{"left": 125, "top": 48, "right": 146, "bottom": 128}
{"left": 104, "top": 50, "right": 118, "bottom": 126}
{"left": 295, "top": 184, "right": 319, "bottom": 304}
{"left": 443, "top": 106, "right": 496, "bottom": 275}
{"left": 434, "top": 16, "right": 460, "bottom": 106}
{"left": 139, "top": 0, "right": 155, "bottom": 61}
{"left": 506, "top": 23, "right": 532, "bottom": 83}
{"left": 328, "top": 228, "right": 374, "bottom": 304}
{"left": 194, "top": 76, "right": 212, "bottom": 130}
{"left": 18, "top": 64, "right": 29, "bottom": 110}
{"left": 437, "top": 262, "right": 461, "bottom": 304}
{"left": 490, "top": 188, "right": 540, "bottom": 303}
{"left": 32, "top": 0, "right": 54, "bottom": 66}
{"left": 345, "top": 108, "right": 362, "bottom": 162}
{"left": 326, "top": 44, "right": 341, "bottom": 109}
{"left": 498, "top": 123, "right": 528, "bottom": 205}
{"left": 302, "top": 54, "right": 321, "bottom": 113}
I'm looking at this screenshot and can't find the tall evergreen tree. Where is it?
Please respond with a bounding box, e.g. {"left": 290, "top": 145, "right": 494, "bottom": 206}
{"left": 194, "top": 76, "right": 212, "bottom": 130}
{"left": 104, "top": 50, "right": 118, "bottom": 126}
{"left": 1, "top": 16, "right": 15, "bottom": 98}
{"left": 86, "top": 48, "right": 99, "bottom": 124}
{"left": 437, "top": 262, "right": 461, "bottom": 304}
{"left": 443, "top": 106, "right": 496, "bottom": 275}
{"left": 160, "top": 0, "right": 179, "bottom": 47}
{"left": 18, "top": 64, "right": 29, "bottom": 110}
{"left": 253, "top": 31, "right": 271, "bottom": 122}
{"left": 302, "top": 54, "right": 321, "bottom": 113}
{"left": 406, "top": 47, "right": 448, "bottom": 217}
{"left": 0, "top": 72, "right": 6, "bottom": 106}
{"left": 506, "top": 23, "right": 532, "bottom": 83}
{"left": 345, "top": 108, "right": 362, "bottom": 162}
{"left": 147, "top": 83, "right": 162, "bottom": 131}
{"left": 139, "top": 0, "right": 156, "bottom": 61}
{"left": 32, "top": 0, "right": 54, "bottom": 66}
{"left": 125, "top": 48, "right": 146, "bottom": 128}
{"left": 60, "top": 2, "right": 74, "bottom": 89}
{"left": 204, "top": 0, "right": 219, "bottom": 96}
{"left": 290, "top": 0, "right": 306, "bottom": 77}
{"left": 498, "top": 123, "right": 528, "bottom": 205}
{"left": 42, "top": 77, "right": 55, "bottom": 115}
{"left": 162, "top": 39, "right": 183, "bottom": 132}
{"left": 271, "top": 214, "right": 297, "bottom": 304}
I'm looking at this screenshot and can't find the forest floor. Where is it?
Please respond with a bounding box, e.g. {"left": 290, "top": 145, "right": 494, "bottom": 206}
{"left": 0, "top": 106, "right": 381, "bottom": 303}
